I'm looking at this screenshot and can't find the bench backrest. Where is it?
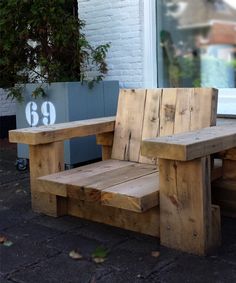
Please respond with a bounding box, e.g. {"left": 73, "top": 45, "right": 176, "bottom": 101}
{"left": 111, "top": 88, "right": 218, "bottom": 164}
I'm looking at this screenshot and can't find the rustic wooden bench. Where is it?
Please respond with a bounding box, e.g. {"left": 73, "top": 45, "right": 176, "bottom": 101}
{"left": 10, "top": 87, "right": 236, "bottom": 255}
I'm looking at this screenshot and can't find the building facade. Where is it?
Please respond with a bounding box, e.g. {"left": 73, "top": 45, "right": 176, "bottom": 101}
{"left": 1, "top": 0, "right": 236, "bottom": 137}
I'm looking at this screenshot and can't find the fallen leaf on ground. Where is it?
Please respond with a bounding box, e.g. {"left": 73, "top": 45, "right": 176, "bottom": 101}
{"left": 151, "top": 251, "right": 160, "bottom": 258}
{"left": 3, "top": 240, "right": 13, "bottom": 247}
{"left": 92, "top": 257, "right": 106, "bottom": 264}
{"left": 91, "top": 246, "right": 108, "bottom": 264}
{"left": 92, "top": 246, "right": 108, "bottom": 259}
{"left": 0, "top": 235, "right": 7, "bottom": 244}
{"left": 69, "top": 250, "right": 83, "bottom": 260}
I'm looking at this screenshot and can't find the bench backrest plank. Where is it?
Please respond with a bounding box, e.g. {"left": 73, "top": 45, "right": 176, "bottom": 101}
{"left": 111, "top": 88, "right": 218, "bottom": 164}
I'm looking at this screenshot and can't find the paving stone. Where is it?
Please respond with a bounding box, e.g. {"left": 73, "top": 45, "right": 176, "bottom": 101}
{"left": 46, "top": 231, "right": 102, "bottom": 257}
{"left": 2, "top": 139, "right": 236, "bottom": 283}
{"left": 10, "top": 253, "right": 95, "bottom": 283}
{"left": 95, "top": 245, "right": 179, "bottom": 282}
{"left": 4, "top": 222, "right": 62, "bottom": 243}
{"left": 0, "top": 207, "right": 37, "bottom": 231}
{"left": 74, "top": 221, "right": 130, "bottom": 247}
{"left": 112, "top": 236, "right": 161, "bottom": 254}
{"left": 145, "top": 255, "right": 236, "bottom": 283}
{"left": 0, "top": 238, "right": 59, "bottom": 275}
{"left": 31, "top": 215, "right": 84, "bottom": 233}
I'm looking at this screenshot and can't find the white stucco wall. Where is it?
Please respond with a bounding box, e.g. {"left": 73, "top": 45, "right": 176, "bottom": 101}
{"left": 79, "top": 0, "right": 145, "bottom": 88}
{"left": 0, "top": 89, "right": 16, "bottom": 117}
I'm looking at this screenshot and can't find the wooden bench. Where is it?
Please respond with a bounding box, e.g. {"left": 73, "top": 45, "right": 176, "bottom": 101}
{"left": 10, "top": 87, "right": 234, "bottom": 255}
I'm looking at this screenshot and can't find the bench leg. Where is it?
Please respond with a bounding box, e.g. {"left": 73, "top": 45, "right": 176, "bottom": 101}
{"left": 96, "top": 132, "right": 114, "bottom": 160}
{"left": 159, "top": 157, "right": 220, "bottom": 255}
{"left": 29, "top": 142, "right": 67, "bottom": 217}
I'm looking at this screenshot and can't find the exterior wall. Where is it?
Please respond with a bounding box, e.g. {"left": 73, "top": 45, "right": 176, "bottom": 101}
{"left": 0, "top": 89, "right": 16, "bottom": 117}
{"left": 0, "top": 0, "right": 146, "bottom": 119}
{"left": 79, "top": 0, "right": 145, "bottom": 88}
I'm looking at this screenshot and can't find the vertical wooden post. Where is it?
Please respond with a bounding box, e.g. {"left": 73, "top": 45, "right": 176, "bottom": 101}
{"left": 96, "top": 132, "right": 114, "bottom": 161}
{"left": 222, "top": 148, "right": 236, "bottom": 180}
{"left": 159, "top": 156, "right": 218, "bottom": 255}
{"left": 213, "top": 147, "right": 236, "bottom": 217}
{"left": 29, "top": 141, "right": 67, "bottom": 217}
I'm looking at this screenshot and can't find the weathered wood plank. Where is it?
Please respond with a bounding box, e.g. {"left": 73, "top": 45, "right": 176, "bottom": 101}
{"left": 67, "top": 163, "right": 157, "bottom": 202}
{"left": 159, "top": 88, "right": 177, "bottom": 136}
{"left": 141, "top": 123, "right": 236, "bottom": 161}
{"left": 67, "top": 198, "right": 160, "bottom": 237}
{"left": 38, "top": 159, "right": 133, "bottom": 197}
{"left": 29, "top": 142, "right": 66, "bottom": 216}
{"left": 189, "top": 88, "right": 218, "bottom": 130}
{"left": 139, "top": 89, "right": 162, "bottom": 164}
{"left": 96, "top": 132, "right": 114, "bottom": 146}
{"left": 211, "top": 159, "right": 223, "bottom": 181}
{"left": 111, "top": 89, "right": 146, "bottom": 162}
{"left": 173, "top": 88, "right": 192, "bottom": 134}
{"left": 212, "top": 178, "right": 236, "bottom": 217}
{"left": 96, "top": 132, "right": 114, "bottom": 160}
{"left": 101, "top": 173, "right": 159, "bottom": 212}
{"left": 9, "top": 116, "right": 116, "bottom": 145}
{"left": 210, "top": 205, "right": 221, "bottom": 251}
{"left": 159, "top": 157, "right": 215, "bottom": 255}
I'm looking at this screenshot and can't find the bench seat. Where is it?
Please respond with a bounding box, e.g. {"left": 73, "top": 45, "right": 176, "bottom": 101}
{"left": 38, "top": 159, "right": 159, "bottom": 212}
{"left": 38, "top": 157, "right": 222, "bottom": 213}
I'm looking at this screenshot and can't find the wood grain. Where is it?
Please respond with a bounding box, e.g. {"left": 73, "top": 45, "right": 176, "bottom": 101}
{"left": 159, "top": 157, "right": 215, "bottom": 255}
{"left": 9, "top": 116, "right": 116, "bottom": 145}
{"left": 67, "top": 198, "right": 160, "bottom": 237}
{"left": 29, "top": 142, "right": 66, "bottom": 216}
{"left": 142, "top": 123, "right": 236, "bottom": 161}
{"left": 111, "top": 89, "right": 146, "bottom": 162}
{"left": 101, "top": 173, "right": 159, "bottom": 212}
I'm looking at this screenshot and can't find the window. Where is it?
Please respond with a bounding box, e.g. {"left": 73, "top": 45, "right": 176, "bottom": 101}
{"left": 156, "top": 0, "right": 236, "bottom": 89}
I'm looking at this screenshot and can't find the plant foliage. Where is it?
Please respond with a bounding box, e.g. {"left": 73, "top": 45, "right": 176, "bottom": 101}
{"left": 0, "top": 0, "right": 110, "bottom": 100}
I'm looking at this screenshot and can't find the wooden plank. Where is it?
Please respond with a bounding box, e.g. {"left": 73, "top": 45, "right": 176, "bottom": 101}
{"left": 101, "top": 173, "right": 159, "bottom": 212}
{"left": 159, "top": 157, "right": 215, "bottom": 255}
{"left": 67, "top": 163, "right": 157, "bottom": 202}
{"left": 141, "top": 123, "right": 236, "bottom": 161}
{"left": 101, "top": 146, "right": 112, "bottom": 160}
{"left": 212, "top": 178, "right": 236, "bottom": 217}
{"left": 211, "top": 159, "right": 223, "bottom": 181}
{"left": 215, "top": 200, "right": 236, "bottom": 218}
{"left": 159, "top": 88, "right": 177, "bottom": 136}
{"left": 189, "top": 88, "right": 218, "bottom": 130}
{"left": 96, "top": 132, "right": 114, "bottom": 146}
{"left": 96, "top": 132, "right": 114, "bottom": 160}
{"left": 9, "top": 116, "right": 116, "bottom": 145}
{"left": 38, "top": 159, "right": 133, "bottom": 197}
{"left": 139, "top": 89, "right": 162, "bottom": 164}
{"left": 212, "top": 179, "right": 236, "bottom": 200}
{"left": 223, "top": 159, "right": 236, "bottom": 180}
{"left": 210, "top": 205, "right": 221, "bottom": 251}
{"left": 139, "top": 88, "right": 217, "bottom": 163}
{"left": 221, "top": 147, "right": 236, "bottom": 160}
{"left": 67, "top": 198, "right": 160, "bottom": 237}
{"left": 111, "top": 89, "right": 146, "bottom": 162}
{"left": 173, "top": 88, "right": 192, "bottom": 134}
{"left": 29, "top": 142, "right": 66, "bottom": 216}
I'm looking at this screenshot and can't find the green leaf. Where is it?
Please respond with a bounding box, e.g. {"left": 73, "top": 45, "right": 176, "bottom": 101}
{"left": 92, "top": 246, "right": 109, "bottom": 259}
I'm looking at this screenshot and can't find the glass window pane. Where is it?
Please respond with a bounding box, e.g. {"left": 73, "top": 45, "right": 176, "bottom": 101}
{"left": 157, "top": 0, "right": 236, "bottom": 88}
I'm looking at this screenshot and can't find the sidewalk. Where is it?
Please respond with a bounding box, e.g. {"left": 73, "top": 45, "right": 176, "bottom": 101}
{"left": 1, "top": 139, "right": 236, "bottom": 283}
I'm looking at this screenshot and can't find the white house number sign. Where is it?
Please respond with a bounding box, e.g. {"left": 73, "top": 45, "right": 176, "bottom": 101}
{"left": 25, "top": 101, "right": 56, "bottom": 126}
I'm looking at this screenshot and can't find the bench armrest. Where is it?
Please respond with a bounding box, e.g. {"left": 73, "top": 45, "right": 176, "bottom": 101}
{"left": 141, "top": 123, "right": 236, "bottom": 161}
{"left": 9, "top": 116, "right": 116, "bottom": 145}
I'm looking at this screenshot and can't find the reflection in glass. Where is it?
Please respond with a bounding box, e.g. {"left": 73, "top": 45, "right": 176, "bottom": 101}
{"left": 158, "top": 0, "right": 236, "bottom": 88}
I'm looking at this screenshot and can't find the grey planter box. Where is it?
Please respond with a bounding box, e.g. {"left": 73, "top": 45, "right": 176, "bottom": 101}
{"left": 16, "top": 81, "right": 119, "bottom": 166}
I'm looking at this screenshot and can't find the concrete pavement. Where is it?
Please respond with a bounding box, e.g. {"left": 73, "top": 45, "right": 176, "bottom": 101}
{"left": 1, "top": 139, "right": 236, "bottom": 283}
